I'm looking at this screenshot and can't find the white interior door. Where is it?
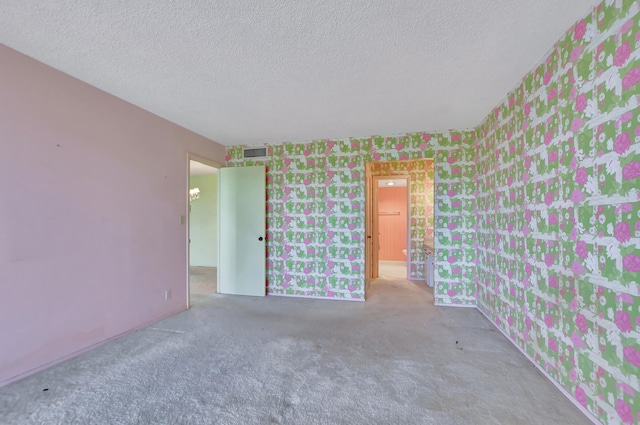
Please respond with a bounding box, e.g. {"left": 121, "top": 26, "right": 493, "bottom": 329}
{"left": 218, "top": 166, "right": 266, "bottom": 296}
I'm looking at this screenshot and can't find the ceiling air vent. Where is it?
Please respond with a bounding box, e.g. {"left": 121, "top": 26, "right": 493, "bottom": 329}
{"left": 243, "top": 147, "right": 267, "bottom": 159}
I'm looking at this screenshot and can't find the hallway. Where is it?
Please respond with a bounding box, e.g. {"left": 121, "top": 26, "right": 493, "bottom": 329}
{"left": 377, "top": 260, "right": 408, "bottom": 280}
{"left": 189, "top": 266, "right": 217, "bottom": 305}
{"left": 0, "top": 278, "right": 589, "bottom": 425}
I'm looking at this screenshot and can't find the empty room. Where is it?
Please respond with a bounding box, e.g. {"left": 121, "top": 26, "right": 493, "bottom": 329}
{"left": 1, "top": 1, "right": 638, "bottom": 424}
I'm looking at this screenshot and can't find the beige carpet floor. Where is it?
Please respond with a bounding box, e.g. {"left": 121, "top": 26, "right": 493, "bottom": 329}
{"left": 0, "top": 276, "right": 591, "bottom": 425}
{"left": 378, "top": 260, "right": 408, "bottom": 280}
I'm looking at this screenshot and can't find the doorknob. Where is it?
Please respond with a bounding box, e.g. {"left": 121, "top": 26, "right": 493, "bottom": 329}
{"left": 258, "top": 236, "right": 264, "bottom": 241}
{"left": 367, "top": 236, "right": 371, "bottom": 239}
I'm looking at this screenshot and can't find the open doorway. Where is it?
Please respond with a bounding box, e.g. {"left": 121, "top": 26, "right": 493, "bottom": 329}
{"left": 376, "top": 177, "right": 409, "bottom": 280}
{"left": 189, "top": 159, "right": 219, "bottom": 305}
{"left": 364, "top": 159, "right": 435, "bottom": 298}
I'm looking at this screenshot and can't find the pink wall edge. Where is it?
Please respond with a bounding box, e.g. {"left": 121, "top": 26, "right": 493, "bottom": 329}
{"left": 0, "top": 45, "right": 226, "bottom": 385}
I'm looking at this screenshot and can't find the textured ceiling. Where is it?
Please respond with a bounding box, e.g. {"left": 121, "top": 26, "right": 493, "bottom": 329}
{"left": 190, "top": 160, "right": 218, "bottom": 176}
{"left": 1, "top": 1, "right": 596, "bottom": 146}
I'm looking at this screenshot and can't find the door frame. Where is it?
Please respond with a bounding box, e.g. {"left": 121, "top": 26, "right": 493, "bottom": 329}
{"left": 366, "top": 175, "right": 411, "bottom": 281}
{"left": 186, "top": 153, "right": 223, "bottom": 308}
{"left": 364, "top": 169, "right": 378, "bottom": 285}
{"left": 365, "top": 160, "right": 412, "bottom": 297}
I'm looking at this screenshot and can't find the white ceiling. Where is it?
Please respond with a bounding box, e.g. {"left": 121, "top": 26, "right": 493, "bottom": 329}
{"left": 190, "top": 160, "right": 218, "bottom": 176}
{"left": 1, "top": 1, "right": 596, "bottom": 146}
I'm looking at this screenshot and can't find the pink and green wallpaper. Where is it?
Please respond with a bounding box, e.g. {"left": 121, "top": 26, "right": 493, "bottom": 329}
{"left": 475, "top": 1, "right": 640, "bottom": 424}
{"left": 226, "top": 0, "right": 638, "bottom": 423}
{"left": 226, "top": 132, "right": 478, "bottom": 305}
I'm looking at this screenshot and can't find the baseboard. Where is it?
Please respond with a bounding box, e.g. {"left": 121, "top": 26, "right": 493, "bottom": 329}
{"left": 0, "top": 306, "right": 187, "bottom": 388}
{"left": 268, "top": 292, "right": 364, "bottom": 302}
{"left": 434, "top": 302, "right": 476, "bottom": 308}
{"left": 475, "top": 307, "right": 601, "bottom": 425}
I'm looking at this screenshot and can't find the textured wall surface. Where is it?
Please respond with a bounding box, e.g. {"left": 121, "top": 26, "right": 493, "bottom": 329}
{"left": 474, "top": 1, "right": 640, "bottom": 423}
{"left": 227, "top": 133, "right": 476, "bottom": 304}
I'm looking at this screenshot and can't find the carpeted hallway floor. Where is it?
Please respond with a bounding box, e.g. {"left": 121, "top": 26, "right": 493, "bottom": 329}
{"left": 0, "top": 276, "right": 590, "bottom": 425}
{"left": 189, "top": 266, "right": 217, "bottom": 305}
{"left": 378, "top": 260, "right": 408, "bottom": 280}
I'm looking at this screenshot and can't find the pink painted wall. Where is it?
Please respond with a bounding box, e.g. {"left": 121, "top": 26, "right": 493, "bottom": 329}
{"left": 377, "top": 187, "right": 407, "bottom": 261}
{"left": 0, "top": 45, "right": 225, "bottom": 385}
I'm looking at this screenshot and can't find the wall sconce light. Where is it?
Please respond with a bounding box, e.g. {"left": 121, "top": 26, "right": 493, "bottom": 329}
{"left": 189, "top": 187, "right": 200, "bottom": 201}
{"left": 387, "top": 182, "right": 395, "bottom": 186}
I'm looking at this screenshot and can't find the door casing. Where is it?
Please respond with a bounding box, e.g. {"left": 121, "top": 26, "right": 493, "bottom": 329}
{"left": 186, "top": 153, "right": 223, "bottom": 308}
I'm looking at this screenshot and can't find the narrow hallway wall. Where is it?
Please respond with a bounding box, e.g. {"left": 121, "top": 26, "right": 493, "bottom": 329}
{"left": 189, "top": 173, "right": 218, "bottom": 267}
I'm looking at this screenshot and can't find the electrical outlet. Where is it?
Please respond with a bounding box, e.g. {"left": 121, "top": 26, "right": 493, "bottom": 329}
{"left": 164, "top": 289, "right": 172, "bottom": 300}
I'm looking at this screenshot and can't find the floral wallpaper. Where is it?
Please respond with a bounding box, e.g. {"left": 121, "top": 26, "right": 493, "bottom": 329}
{"left": 226, "top": 132, "right": 477, "bottom": 305}
{"left": 474, "top": 1, "right": 640, "bottom": 424}
{"left": 226, "top": 0, "right": 638, "bottom": 423}
{"left": 368, "top": 159, "right": 434, "bottom": 278}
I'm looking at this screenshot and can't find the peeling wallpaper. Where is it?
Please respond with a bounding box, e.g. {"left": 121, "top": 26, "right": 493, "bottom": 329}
{"left": 226, "top": 133, "right": 477, "bottom": 305}
{"left": 475, "top": 1, "right": 640, "bottom": 424}
{"left": 226, "top": 1, "right": 639, "bottom": 423}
